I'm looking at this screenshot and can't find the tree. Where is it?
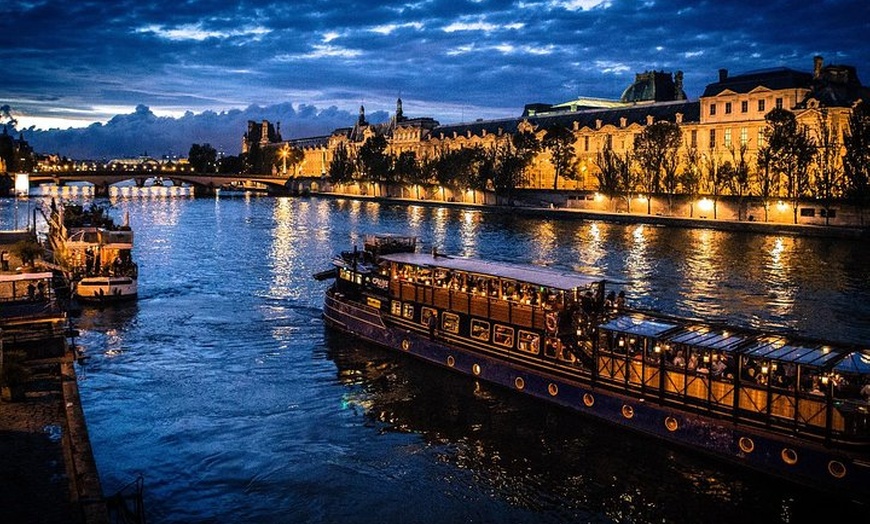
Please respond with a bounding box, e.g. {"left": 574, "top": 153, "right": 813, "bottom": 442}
{"left": 542, "top": 125, "right": 579, "bottom": 190}
{"left": 843, "top": 100, "right": 870, "bottom": 224}
{"left": 634, "top": 121, "right": 682, "bottom": 214}
{"left": 488, "top": 131, "right": 540, "bottom": 205}
{"left": 726, "top": 144, "right": 752, "bottom": 220}
{"left": 278, "top": 144, "right": 305, "bottom": 176}
{"left": 218, "top": 154, "right": 245, "bottom": 174}
{"left": 391, "top": 151, "right": 419, "bottom": 184}
{"left": 761, "top": 108, "right": 816, "bottom": 224}
{"left": 188, "top": 143, "right": 217, "bottom": 173}
{"left": 595, "top": 146, "right": 622, "bottom": 211}
{"left": 812, "top": 109, "right": 844, "bottom": 225}
{"left": 702, "top": 152, "right": 728, "bottom": 219}
{"left": 327, "top": 143, "right": 355, "bottom": 184}
{"left": 357, "top": 135, "right": 390, "bottom": 182}
{"left": 681, "top": 146, "right": 702, "bottom": 218}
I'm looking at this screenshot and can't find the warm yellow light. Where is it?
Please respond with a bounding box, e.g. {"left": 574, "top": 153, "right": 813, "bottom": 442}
{"left": 777, "top": 200, "right": 787, "bottom": 211}
{"left": 594, "top": 192, "right": 604, "bottom": 202}
{"left": 698, "top": 197, "right": 714, "bottom": 212}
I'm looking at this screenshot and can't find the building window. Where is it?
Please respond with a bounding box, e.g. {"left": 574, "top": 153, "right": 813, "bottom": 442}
{"left": 800, "top": 208, "right": 816, "bottom": 217}
{"left": 741, "top": 101, "right": 748, "bottom": 113}
{"left": 725, "top": 102, "right": 732, "bottom": 114}
{"left": 391, "top": 301, "right": 402, "bottom": 316}
{"left": 758, "top": 99, "right": 766, "bottom": 112}
{"left": 584, "top": 136, "right": 589, "bottom": 152}
{"left": 775, "top": 97, "right": 783, "bottom": 110}
{"left": 690, "top": 129, "right": 697, "bottom": 148}
{"left": 758, "top": 128, "right": 765, "bottom": 148}
{"left": 403, "top": 303, "right": 414, "bottom": 320}
{"left": 724, "top": 129, "right": 732, "bottom": 148}
{"left": 709, "top": 129, "right": 716, "bottom": 149}
{"left": 740, "top": 127, "right": 748, "bottom": 147}
{"left": 710, "top": 103, "right": 717, "bottom": 116}
{"left": 605, "top": 134, "right": 613, "bottom": 149}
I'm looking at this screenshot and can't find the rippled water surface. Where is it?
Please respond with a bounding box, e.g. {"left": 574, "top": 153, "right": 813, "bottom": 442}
{"left": 3, "top": 196, "right": 868, "bottom": 523}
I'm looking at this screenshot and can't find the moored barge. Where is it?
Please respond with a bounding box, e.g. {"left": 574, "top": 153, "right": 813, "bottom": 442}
{"left": 45, "top": 202, "right": 138, "bottom": 303}
{"left": 318, "top": 234, "right": 870, "bottom": 499}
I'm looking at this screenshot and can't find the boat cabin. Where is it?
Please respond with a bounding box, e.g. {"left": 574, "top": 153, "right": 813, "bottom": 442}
{"left": 597, "top": 313, "right": 870, "bottom": 443}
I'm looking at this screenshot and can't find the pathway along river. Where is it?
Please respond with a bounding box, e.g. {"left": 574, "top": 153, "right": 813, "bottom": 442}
{"left": 6, "top": 195, "right": 869, "bottom": 523}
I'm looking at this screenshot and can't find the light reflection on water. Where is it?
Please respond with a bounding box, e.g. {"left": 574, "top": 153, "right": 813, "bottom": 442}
{"left": 4, "top": 196, "right": 867, "bottom": 523}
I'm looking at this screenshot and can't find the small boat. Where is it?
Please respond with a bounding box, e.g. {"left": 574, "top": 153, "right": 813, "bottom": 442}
{"left": 45, "top": 201, "right": 138, "bottom": 303}
{"left": 317, "top": 234, "right": 870, "bottom": 499}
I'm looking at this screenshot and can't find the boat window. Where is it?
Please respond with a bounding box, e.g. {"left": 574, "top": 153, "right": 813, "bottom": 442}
{"left": 494, "top": 325, "right": 514, "bottom": 348}
{"left": 441, "top": 312, "right": 460, "bottom": 334}
{"left": 402, "top": 303, "right": 414, "bottom": 320}
{"left": 518, "top": 330, "right": 540, "bottom": 354}
{"left": 391, "top": 301, "right": 402, "bottom": 316}
{"left": 421, "top": 307, "right": 437, "bottom": 327}
{"left": 471, "top": 319, "right": 490, "bottom": 341}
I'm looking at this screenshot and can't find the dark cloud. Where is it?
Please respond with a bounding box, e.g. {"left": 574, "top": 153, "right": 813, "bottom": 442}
{"left": 2, "top": 0, "right": 869, "bottom": 157}
{"left": 18, "top": 102, "right": 388, "bottom": 159}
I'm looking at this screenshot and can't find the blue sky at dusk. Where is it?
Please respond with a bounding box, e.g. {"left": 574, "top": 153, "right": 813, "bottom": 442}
{"left": 2, "top": 0, "right": 869, "bottom": 158}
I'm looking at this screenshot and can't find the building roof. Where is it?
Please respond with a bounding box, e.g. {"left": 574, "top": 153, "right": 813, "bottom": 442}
{"left": 702, "top": 67, "right": 813, "bottom": 97}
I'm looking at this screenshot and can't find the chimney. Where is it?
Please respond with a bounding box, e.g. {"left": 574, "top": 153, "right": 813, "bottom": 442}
{"left": 718, "top": 69, "right": 728, "bottom": 82}
{"left": 814, "top": 55, "right": 824, "bottom": 78}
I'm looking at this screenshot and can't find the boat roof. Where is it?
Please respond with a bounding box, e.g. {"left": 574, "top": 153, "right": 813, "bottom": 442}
{"left": 0, "top": 272, "right": 54, "bottom": 283}
{"left": 381, "top": 252, "right": 607, "bottom": 291}
{"left": 742, "top": 337, "right": 845, "bottom": 367}
{"left": 666, "top": 326, "right": 753, "bottom": 353}
{"left": 835, "top": 351, "right": 870, "bottom": 374}
{"left": 598, "top": 314, "right": 681, "bottom": 338}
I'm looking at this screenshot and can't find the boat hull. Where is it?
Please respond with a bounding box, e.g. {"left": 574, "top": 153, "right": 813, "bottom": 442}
{"left": 75, "top": 276, "right": 138, "bottom": 303}
{"left": 323, "top": 289, "right": 870, "bottom": 499}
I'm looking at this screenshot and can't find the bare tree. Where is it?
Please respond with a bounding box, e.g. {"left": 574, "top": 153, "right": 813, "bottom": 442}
{"left": 726, "top": 144, "right": 752, "bottom": 221}
{"left": 681, "top": 146, "right": 702, "bottom": 218}
{"left": 634, "top": 121, "right": 682, "bottom": 214}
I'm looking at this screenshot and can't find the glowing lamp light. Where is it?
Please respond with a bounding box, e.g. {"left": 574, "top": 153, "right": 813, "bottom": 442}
{"left": 594, "top": 192, "right": 604, "bottom": 202}
{"left": 698, "top": 197, "right": 714, "bottom": 212}
{"left": 777, "top": 200, "right": 787, "bottom": 211}
{"left": 761, "top": 365, "right": 769, "bottom": 375}
{"left": 654, "top": 344, "right": 661, "bottom": 353}
{"left": 14, "top": 174, "right": 30, "bottom": 196}
{"left": 618, "top": 339, "right": 625, "bottom": 347}
{"left": 821, "top": 375, "right": 830, "bottom": 385}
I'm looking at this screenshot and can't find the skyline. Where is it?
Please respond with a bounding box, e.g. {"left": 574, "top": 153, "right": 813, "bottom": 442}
{"left": 3, "top": 0, "right": 870, "bottom": 157}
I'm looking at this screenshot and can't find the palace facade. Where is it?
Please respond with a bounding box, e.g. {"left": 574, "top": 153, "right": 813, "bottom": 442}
{"left": 245, "top": 56, "right": 868, "bottom": 198}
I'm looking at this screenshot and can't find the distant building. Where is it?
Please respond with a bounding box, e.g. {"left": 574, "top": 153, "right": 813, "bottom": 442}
{"left": 250, "top": 55, "right": 869, "bottom": 194}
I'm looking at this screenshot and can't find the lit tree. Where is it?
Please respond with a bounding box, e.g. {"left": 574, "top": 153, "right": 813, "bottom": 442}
{"left": 634, "top": 121, "right": 682, "bottom": 214}
{"left": 702, "top": 152, "right": 728, "bottom": 219}
{"left": 680, "top": 146, "right": 702, "bottom": 218}
{"left": 357, "top": 134, "right": 390, "bottom": 182}
{"left": 843, "top": 100, "right": 870, "bottom": 224}
{"left": 726, "top": 144, "right": 752, "bottom": 221}
{"left": 542, "top": 125, "right": 579, "bottom": 190}
{"left": 812, "top": 109, "right": 843, "bottom": 226}
{"left": 761, "top": 108, "right": 816, "bottom": 224}
{"left": 327, "top": 143, "right": 355, "bottom": 184}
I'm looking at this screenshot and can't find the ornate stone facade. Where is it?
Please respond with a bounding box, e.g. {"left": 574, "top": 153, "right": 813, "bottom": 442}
{"left": 250, "top": 56, "right": 867, "bottom": 196}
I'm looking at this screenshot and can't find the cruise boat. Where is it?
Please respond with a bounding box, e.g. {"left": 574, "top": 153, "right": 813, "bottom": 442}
{"left": 318, "top": 234, "right": 870, "bottom": 499}
{"left": 45, "top": 202, "right": 138, "bottom": 303}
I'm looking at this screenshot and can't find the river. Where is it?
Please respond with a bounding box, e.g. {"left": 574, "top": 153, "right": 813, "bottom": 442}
{"left": 3, "top": 195, "right": 868, "bottom": 523}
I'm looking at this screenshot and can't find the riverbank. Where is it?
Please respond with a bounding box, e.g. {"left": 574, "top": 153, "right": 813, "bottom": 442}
{"left": 1, "top": 236, "right": 107, "bottom": 524}
{"left": 313, "top": 191, "right": 868, "bottom": 239}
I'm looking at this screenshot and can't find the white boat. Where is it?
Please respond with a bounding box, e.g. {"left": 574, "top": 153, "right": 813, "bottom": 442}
{"left": 46, "top": 202, "right": 138, "bottom": 303}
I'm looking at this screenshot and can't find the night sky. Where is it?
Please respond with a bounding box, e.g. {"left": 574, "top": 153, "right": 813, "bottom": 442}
{"left": 2, "top": 0, "right": 870, "bottom": 157}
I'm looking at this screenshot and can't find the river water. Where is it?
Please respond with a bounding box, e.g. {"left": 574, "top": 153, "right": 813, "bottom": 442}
{"left": 3, "top": 195, "right": 869, "bottom": 523}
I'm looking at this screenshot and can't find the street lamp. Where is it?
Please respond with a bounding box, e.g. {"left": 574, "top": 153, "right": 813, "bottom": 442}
{"left": 280, "top": 143, "right": 290, "bottom": 175}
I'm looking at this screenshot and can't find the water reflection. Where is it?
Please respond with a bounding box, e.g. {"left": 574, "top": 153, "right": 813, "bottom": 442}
{"left": 325, "top": 333, "right": 866, "bottom": 523}
{"left": 458, "top": 209, "right": 481, "bottom": 257}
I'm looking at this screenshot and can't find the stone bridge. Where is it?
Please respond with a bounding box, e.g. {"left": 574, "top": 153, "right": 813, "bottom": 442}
{"left": 27, "top": 169, "right": 326, "bottom": 196}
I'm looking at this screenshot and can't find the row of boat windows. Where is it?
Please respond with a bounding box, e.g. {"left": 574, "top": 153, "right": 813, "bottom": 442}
{"left": 392, "top": 264, "right": 564, "bottom": 306}
{"left": 392, "top": 300, "right": 542, "bottom": 355}
{"left": 600, "top": 332, "right": 868, "bottom": 401}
